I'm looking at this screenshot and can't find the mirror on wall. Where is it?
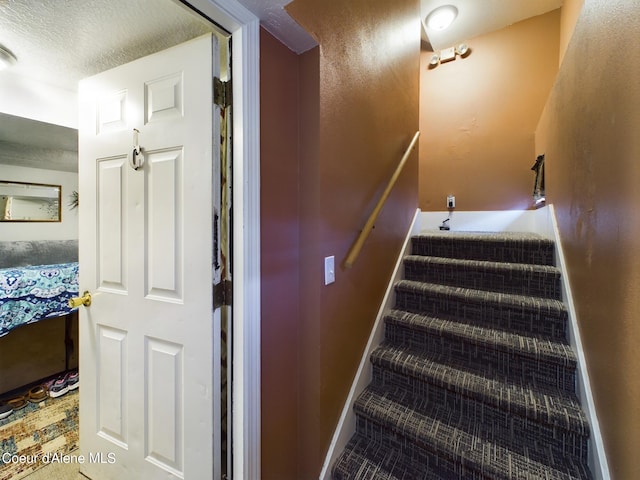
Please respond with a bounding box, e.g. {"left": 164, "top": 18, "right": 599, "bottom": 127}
{"left": 0, "top": 180, "right": 61, "bottom": 222}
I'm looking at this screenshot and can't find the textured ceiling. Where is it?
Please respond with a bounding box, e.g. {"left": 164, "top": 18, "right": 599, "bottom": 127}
{"left": 0, "top": 0, "right": 216, "bottom": 92}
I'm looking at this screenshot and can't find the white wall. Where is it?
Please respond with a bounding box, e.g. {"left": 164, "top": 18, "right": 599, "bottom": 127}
{"left": 0, "top": 165, "right": 78, "bottom": 241}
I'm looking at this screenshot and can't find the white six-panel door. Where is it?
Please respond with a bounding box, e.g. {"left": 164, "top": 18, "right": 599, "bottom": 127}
{"left": 78, "top": 34, "right": 220, "bottom": 479}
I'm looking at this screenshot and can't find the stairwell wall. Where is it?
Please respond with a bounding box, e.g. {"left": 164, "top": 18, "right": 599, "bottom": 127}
{"left": 283, "top": 0, "right": 421, "bottom": 477}
{"left": 418, "top": 10, "right": 561, "bottom": 212}
{"left": 260, "top": 29, "right": 303, "bottom": 480}
{"left": 535, "top": 1, "right": 640, "bottom": 478}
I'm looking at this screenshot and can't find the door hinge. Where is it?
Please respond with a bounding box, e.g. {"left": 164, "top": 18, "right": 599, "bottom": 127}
{"left": 213, "top": 77, "right": 232, "bottom": 108}
{"left": 213, "top": 279, "right": 233, "bottom": 308}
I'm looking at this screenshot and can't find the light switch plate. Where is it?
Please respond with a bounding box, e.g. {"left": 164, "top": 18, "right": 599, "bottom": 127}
{"left": 324, "top": 256, "right": 335, "bottom": 285}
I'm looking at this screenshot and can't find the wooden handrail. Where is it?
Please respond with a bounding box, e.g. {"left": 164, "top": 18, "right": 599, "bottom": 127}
{"left": 344, "top": 131, "right": 420, "bottom": 269}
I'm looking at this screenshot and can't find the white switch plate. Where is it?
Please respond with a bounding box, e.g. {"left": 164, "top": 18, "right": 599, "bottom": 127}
{"left": 324, "top": 256, "right": 335, "bottom": 285}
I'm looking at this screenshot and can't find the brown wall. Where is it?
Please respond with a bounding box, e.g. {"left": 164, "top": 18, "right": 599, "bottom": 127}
{"left": 419, "top": 11, "right": 561, "bottom": 212}
{"left": 260, "top": 29, "right": 302, "bottom": 480}
{"left": 559, "top": 0, "right": 585, "bottom": 65}
{"left": 284, "top": 0, "right": 420, "bottom": 477}
{"left": 535, "top": 1, "right": 640, "bottom": 478}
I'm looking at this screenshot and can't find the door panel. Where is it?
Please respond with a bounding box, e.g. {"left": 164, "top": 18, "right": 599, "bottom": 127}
{"left": 79, "top": 34, "right": 219, "bottom": 479}
{"left": 97, "top": 157, "right": 127, "bottom": 292}
{"left": 145, "top": 147, "right": 183, "bottom": 301}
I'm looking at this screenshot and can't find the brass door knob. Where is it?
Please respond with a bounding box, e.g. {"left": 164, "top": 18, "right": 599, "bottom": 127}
{"left": 69, "top": 291, "right": 92, "bottom": 308}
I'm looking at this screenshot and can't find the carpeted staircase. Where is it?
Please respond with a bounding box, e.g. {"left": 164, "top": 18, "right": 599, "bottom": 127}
{"left": 333, "top": 232, "right": 592, "bottom": 480}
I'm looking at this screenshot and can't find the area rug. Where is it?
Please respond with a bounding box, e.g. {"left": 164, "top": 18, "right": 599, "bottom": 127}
{"left": 0, "top": 390, "right": 79, "bottom": 480}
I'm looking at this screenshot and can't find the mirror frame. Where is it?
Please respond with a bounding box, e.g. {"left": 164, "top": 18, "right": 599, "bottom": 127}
{"left": 0, "top": 180, "right": 62, "bottom": 222}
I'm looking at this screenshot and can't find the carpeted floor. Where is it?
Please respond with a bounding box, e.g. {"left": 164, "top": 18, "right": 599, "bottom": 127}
{"left": 0, "top": 390, "right": 79, "bottom": 480}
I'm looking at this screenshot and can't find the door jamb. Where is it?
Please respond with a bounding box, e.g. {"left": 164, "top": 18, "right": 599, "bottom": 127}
{"left": 181, "top": 1, "right": 261, "bottom": 479}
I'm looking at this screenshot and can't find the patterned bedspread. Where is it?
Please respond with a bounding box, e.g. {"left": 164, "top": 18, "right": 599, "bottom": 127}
{"left": 0, "top": 262, "right": 79, "bottom": 337}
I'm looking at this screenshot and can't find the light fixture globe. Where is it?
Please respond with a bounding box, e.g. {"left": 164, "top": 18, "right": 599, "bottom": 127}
{"left": 425, "top": 5, "right": 458, "bottom": 31}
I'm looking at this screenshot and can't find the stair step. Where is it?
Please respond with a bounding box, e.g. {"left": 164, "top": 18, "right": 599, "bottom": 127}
{"left": 354, "top": 387, "right": 591, "bottom": 480}
{"left": 394, "top": 280, "right": 568, "bottom": 340}
{"left": 384, "top": 309, "right": 577, "bottom": 391}
{"left": 370, "top": 343, "right": 589, "bottom": 437}
{"left": 411, "top": 232, "right": 555, "bottom": 266}
{"left": 332, "top": 434, "right": 443, "bottom": 480}
{"left": 403, "top": 255, "right": 562, "bottom": 299}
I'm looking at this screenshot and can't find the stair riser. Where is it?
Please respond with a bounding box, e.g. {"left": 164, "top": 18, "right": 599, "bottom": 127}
{"left": 384, "top": 322, "right": 576, "bottom": 392}
{"left": 404, "top": 261, "right": 561, "bottom": 300}
{"left": 411, "top": 237, "right": 556, "bottom": 266}
{"left": 395, "top": 287, "right": 567, "bottom": 340}
{"left": 370, "top": 367, "right": 588, "bottom": 463}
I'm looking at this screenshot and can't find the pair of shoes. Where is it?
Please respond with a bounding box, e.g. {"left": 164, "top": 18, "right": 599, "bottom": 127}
{"left": 28, "top": 385, "right": 48, "bottom": 403}
{"left": 47, "top": 370, "right": 79, "bottom": 399}
{"left": 7, "top": 395, "right": 28, "bottom": 410}
{"left": 0, "top": 402, "right": 12, "bottom": 420}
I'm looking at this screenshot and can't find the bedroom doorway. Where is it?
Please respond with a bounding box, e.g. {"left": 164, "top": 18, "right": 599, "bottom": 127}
{"left": 0, "top": 1, "right": 242, "bottom": 478}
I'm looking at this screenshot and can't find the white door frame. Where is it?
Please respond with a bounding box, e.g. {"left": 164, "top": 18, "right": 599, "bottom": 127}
{"left": 181, "top": 1, "right": 261, "bottom": 478}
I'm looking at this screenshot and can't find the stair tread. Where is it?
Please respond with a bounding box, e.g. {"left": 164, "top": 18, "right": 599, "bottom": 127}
{"left": 385, "top": 309, "right": 576, "bottom": 366}
{"left": 370, "top": 342, "right": 589, "bottom": 435}
{"left": 411, "top": 232, "right": 556, "bottom": 266}
{"left": 355, "top": 386, "right": 591, "bottom": 480}
{"left": 333, "top": 434, "right": 443, "bottom": 480}
{"left": 395, "top": 280, "right": 566, "bottom": 313}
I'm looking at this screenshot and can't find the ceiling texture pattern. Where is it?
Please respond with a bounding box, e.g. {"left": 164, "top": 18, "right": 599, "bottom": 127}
{"left": 0, "top": 0, "right": 214, "bottom": 91}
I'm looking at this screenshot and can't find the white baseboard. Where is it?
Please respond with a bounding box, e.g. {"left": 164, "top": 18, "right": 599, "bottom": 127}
{"left": 318, "top": 208, "right": 421, "bottom": 480}
{"left": 547, "top": 205, "right": 611, "bottom": 480}
{"left": 319, "top": 206, "right": 610, "bottom": 480}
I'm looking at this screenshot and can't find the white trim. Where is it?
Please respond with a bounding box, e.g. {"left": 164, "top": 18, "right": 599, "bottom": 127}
{"left": 547, "top": 204, "right": 611, "bottom": 480}
{"left": 183, "top": 1, "right": 261, "bottom": 479}
{"left": 319, "top": 209, "right": 421, "bottom": 480}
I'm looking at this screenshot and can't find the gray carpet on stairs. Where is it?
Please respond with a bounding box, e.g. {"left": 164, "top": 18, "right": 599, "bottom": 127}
{"left": 332, "top": 232, "right": 592, "bottom": 480}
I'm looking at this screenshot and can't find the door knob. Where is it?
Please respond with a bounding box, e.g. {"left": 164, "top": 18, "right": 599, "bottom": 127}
{"left": 69, "top": 291, "right": 92, "bottom": 308}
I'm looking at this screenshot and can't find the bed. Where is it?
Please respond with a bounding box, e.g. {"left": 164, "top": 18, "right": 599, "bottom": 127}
{"left": 0, "top": 261, "right": 79, "bottom": 337}
{"left": 0, "top": 240, "right": 79, "bottom": 394}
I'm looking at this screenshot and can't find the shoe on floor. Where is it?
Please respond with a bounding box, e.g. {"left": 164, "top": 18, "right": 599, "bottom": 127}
{"left": 66, "top": 370, "right": 79, "bottom": 391}
{"left": 28, "top": 385, "right": 48, "bottom": 403}
{"left": 7, "top": 395, "right": 27, "bottom": 410}
{"left": 48, "top": 375, "right": 69, "bottom": 398}
{"left": 0, "top": 402, "right": 13, "bottom": 420}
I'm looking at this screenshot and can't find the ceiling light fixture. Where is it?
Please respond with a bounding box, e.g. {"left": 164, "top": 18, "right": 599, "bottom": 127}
{"left": 425, "top": 5, "right": 458, "bottom": 31}
{"left": 0, "top": 45, "right": 17, "bottom": 70}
